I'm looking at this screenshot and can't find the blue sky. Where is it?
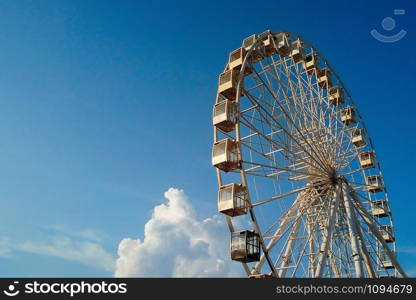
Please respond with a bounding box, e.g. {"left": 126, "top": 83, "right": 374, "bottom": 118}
{"left": 0, "top": 0, "right": 415, "bottom": 277}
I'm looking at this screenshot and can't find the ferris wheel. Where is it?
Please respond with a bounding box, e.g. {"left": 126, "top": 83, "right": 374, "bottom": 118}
{"left": 212, "top": 30, "right": 406, "bottom": 278}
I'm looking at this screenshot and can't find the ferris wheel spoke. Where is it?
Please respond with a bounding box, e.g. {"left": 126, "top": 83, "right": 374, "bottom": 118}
{"left": 329, "top": 250, "right": 342, "bottom": 277}
{"left": 309, "top": 201, "right": 330, "bottom": 277}
{"left": 271, "top": 56, "right": 339, "bottom": 168}
{"left": 295, "top": 71, "right": 348, "bottom": 172}
{"left": 240, "top": 97, "right": 329, "bottom": 177}
{"left": 276, "top": 210, "right": 302, "bottom": 277}
{"left": 349, "top": 190, "right": 387, "bottom": 231}
{"left": 277, "top": 66, "right": 334, "bottom": 168}
{"left": 249, "top": 67, "right": 333, "bottom": 174}
{"left": 314, "top": 184, "right": 342, "bottom": 277}
{"left": 289, "top": 198, "right": 328, "bottom": 277}
{"left": 239, "top": 115, "right": 320, "bottom": 172}
{"left": 239, "top": 133, "right": 280, "bottom": 156}
{"left": 353, "top": 219, "right": 390, "bottom": 277}
{"left": 277, "top": 55, "right": 315, "bottom": 123}
{"left": 251, "top": 186, "right": 309, "bottom": 207}
{"left": 252, "top": 193, "right": 304, "bottom": 274}
{"left": 333, "top": 146, "right": 356, "bottom": 170}
{"left": 243, "top": 161, "right": 320, "bottom": 178}
{"left": 262, "top": 190, "right": 316, "bottom": 237}
{"left": 239, "top": 97, "right": 289, "bottom": 148}
{"left": 338, "top": 236, "right": 355, "bottom": 277}
{"left": 347, "top": 180, "right": 381, "bottom": 191}
{"left": 272, "top": 88, "right": 334, "bottom": 174}
{"left": 337, "top": 193, "right": 375, "bottom": 278}
{"left": 289, "top": 64, "right": 324, "bottom": 140}
{"left": 306, "top": 211, "right": 317, "bottom": 277}
{"left": 255, "top": 190, "right": 324, "bottom": 274}
{"left": 346, "top": 184, "right": 406, "bottom": 277}
{"left": 261, "top": 203, "right": 309, "bottom": 242}
{"left": 341, "top": 181, "right": 364, "bottom": 277}
{"left": 351, "top": 205, "right": 377, "bottom": 278}
{"left": 330, "top": 132, "right": 355, "bottom": 170}
{"left": 287, "top": 221, "right": 313, "bottom": 277}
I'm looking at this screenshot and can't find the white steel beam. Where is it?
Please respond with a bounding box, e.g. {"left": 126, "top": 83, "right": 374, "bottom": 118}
{"left": 341, "top": 181, "right": 364, "bottom": 277}
{"left": 314, "top": 185, "right": 341, "bottom": 277}
{"left": 346, "top": 184, "right": 407, "bottom": 278}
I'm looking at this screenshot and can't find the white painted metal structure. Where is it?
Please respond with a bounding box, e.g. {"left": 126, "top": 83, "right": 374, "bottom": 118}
{"left": 212, "top": 30, "right": 405, "bottom": 278}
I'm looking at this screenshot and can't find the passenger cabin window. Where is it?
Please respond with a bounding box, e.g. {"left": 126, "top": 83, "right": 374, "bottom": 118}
{"left": 219, "top": 188, "right": 232, "bottom": 202}
{"left": 214, "top": 102, "right": 226, "bottom": 117}
{"left": 220, "top": 71, "right": 232, "bottom": 85}
{"left": 213, "top": 143, "right": 226, "bottom": 157}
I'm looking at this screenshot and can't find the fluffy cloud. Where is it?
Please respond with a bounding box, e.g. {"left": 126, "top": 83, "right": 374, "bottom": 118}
{"left": 114, "top": 188, "right": 243, "bottom": 277}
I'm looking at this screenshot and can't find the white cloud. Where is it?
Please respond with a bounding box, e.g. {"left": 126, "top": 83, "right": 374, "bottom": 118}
{"left": 114, "top": 188, "right": 243, "bottom": 277}
{"left": 0, "top": 238, "right": 12, "bottom": 258}
{"left": 407, "top": 269, "right": 416, "bottom": 277}
{"left": 45, "top": 225, "right": 107, "bottom": 243}
{"left": 18, "top": 237, "right": 115, "bottom": 272}
{"left": 398, "top": 246, "right": 416, "bottom": 255}
{"left": 1, "top": 227, "right": 115, "bottom": 272}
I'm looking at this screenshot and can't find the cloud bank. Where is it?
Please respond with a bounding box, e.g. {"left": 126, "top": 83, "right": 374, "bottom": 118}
{"left": 114, "top": 188, "right": 242, "bottom": 277}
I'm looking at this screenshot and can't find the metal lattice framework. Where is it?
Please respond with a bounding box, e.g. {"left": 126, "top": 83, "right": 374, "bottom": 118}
{"left": 212, "top": 30, "right": 406, "bottom": 278}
